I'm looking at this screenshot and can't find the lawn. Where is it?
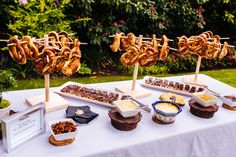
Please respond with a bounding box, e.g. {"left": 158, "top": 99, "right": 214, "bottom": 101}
{"left": 9, "top": 68, "right": 236, "bottom": 91}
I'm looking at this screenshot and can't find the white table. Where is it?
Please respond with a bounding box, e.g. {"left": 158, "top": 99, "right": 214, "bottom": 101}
{"left": 1, "top": 74, "right": 236, "bottom": 157}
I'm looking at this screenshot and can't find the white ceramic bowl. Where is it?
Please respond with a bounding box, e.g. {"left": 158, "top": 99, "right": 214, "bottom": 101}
{"left": 152, "top": 101, "right": 182, "bottom": 124}
{"left": 192, "top": 91, "right": 218, "bottom": 107}
{"left": 49, "top": 118, "right": 78, "bottom": 141}
{"left": 113, "top": 100, "right": 140, "bottom": 118}
{"left": 221, "top": 95, "right": 236, "bottom": 107}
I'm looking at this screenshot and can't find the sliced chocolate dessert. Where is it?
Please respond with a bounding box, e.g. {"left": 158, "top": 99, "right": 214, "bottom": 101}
{"left": 189, "top": 86, "right": 196, "bottom": 93}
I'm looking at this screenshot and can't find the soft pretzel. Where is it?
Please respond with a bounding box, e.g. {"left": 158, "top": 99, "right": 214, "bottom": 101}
{"left": 138, "top": 47, "right": 157, "bottom": 67}
{"left": 219, "top": 42, "right": 228, "bottom": 59}
{"left": 120, "top": 45, "right": 139, "bottom": 66}
{"left": 110, "top": 33, "right": 121, "bottom": 52}
{"left": 8, "top": 36, "right": 27, "bottom": 64}
{"left": 34, "top": 47, "right": 57, "bottom": 75}
{"left": 120, "top": 32, "right": 136, "bottom": 51}
{"left": 159, "top": 35, "right": 169, "bottom": 61}
{"left": 58, "top": 31, "right": 73, "bottom": 48}
{"left": 48, "top": 31, "right": 62, "bottom": 48}
{"left": 178, "top": 36, "right": 188, "bottom": 54}
{"left": 21, "top": 35, "right": 39, "bottom": 60}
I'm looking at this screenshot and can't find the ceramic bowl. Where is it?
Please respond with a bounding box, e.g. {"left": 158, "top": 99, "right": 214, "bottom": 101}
{"left": 49, "top": 118, "right": 78, "bottom": 141}
{"left": 152, "top": 101, "right": 182, "bottom": 123}
{"left": 113, "top": 100, "right": 140, "bottom": 118}
{"left": 192, "top": 91, "right": 218, "bottom": 107}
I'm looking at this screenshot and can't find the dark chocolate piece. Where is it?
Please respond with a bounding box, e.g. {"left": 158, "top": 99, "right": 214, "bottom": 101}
{"left": 189, "top": 86, "right": 196, "bottom": 93}
{"left": 184, "top": 84, "right": 190, "bottom": 91}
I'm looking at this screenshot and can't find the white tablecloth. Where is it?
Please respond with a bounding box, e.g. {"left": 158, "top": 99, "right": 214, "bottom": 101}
{"left": 1, "top": 74, "right": 236, "bottom": 157}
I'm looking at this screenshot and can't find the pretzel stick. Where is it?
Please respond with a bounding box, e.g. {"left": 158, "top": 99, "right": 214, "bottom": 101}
{"left": 44, "top": 34, "right": 50, "bottom": 102}
{"left": 131, "top": 35, "right": 143, "bottom": 91}
{"left": 35, "top": 41, "right": 88, "bottom": 45}
{"left": 109, "top": 35, "right": 174, "bottom": 42}
{"left": 194, "top": 56, "right": 202, "bottom": 82}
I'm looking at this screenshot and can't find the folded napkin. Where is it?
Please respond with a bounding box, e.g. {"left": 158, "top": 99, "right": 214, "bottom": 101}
{"left": 66, "top": 106, "right": 99, "bottom": 124}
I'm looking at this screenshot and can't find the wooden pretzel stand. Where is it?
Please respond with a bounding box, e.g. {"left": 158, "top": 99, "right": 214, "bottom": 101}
{"left": 184, "top": 56, "right": 208, "bottom": 87}
{"left": 115, "top": 35, "right": 151, "bottom": 99}
{"left": 26, "top": 35, "right": 69, "bottom": 112}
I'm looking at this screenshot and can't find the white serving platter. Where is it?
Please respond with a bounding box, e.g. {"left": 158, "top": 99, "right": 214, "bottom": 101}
{"left": 142, "top": 76, "right": 205, "bottom": 97}
{"left": 55, "top": 81, "right": 124, "bottom": 108}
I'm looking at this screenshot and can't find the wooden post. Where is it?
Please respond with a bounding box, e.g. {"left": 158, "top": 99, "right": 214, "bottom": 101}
{"left": 44, "top": 35, "right": 50, "bottom": 102}
{"left": 194, "top": 56, "right": 202, "bottom": 82}
{"left": 131, "top": 35, "right": 143, "bottom": 90}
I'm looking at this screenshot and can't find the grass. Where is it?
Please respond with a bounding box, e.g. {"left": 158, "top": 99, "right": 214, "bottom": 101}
{"left": 8, "top": 68, "right": 236, "bottom": 91}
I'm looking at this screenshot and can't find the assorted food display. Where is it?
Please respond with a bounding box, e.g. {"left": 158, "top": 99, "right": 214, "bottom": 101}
{"left": 2, "top": 31, "right": 235, "bottom": 147}
{"left": 7, "top": 31, "right": 81, "bottom": 76}
{"left": 142, "top": 76, "right": 205, "bottom": 96}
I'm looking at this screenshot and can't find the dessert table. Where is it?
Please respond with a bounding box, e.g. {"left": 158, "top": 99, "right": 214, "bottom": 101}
{"left": 1, "top": 74, "right": 236, "bottom": 157}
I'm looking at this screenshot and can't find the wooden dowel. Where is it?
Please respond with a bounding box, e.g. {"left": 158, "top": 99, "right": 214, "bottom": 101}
{"left": 35, "top": 41, "right": 88, "bottom": 45}
{"left": 109, "top": 35, "right": 174, "bottom": 41}
{"left": 220, "top": 37, "right": 230, "bottom": 40}
{"left": 194, "top": 56, "right": 202, "bottom": 82}
{"left": 7, "top": 41, "right": 28, "bottom": 46}
{"left": 44, "top": 34, "right": 50, "bottom": 102}
{"left": 0, "top": 39, "right": 9, "bottom": 42}
{"left": 131, "top": 35, "right": 143, "bottom": 91}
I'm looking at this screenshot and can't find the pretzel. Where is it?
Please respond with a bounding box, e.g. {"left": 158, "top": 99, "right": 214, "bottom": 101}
{"left": 178, "top": 36, "right": 188, "bottom": 54}
{"left": 120, "top": 32, "right": 136, "bottom": 51}
{"left": 58, "top": 31, "right": 73, "bottom": 48}
{"left": 34, "top": 47, "right": 58, "bottom": 75}
{"left": 8, "top": 36, "right": 27, "bottom": 64}
{"left": 138, "top": 47, "right": 157, "bottom": 67}
{"left": 159, "top": 35, "right": 169, "bottom": 61}
{"left": 21, "top": 35, "right": 39, "bottom": 60}
{"left": 120, "top": 45, "right": 139, "bottom": 66}
{"left": 110, "top": 33, "right": 121, "bottom": 52}
{"left": 48, "top": 31, "right": 62, "bottom": 48}
{"left": 57, "top": 39, "right": 81, "bottom": 76}
{"left": 219, "top": 42, "right": 228, "bottom": 59}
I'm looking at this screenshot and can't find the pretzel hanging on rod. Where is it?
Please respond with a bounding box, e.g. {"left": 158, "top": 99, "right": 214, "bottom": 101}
{"left": 4, "top": 31, "right": 87, "bottom": 76}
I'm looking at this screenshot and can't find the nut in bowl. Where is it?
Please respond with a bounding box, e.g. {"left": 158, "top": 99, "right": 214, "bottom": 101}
{"left": 49, "top": 118, "right": 78, "bottom": 141}
{"left": 152, "top": 101, "right": 182, "bottom": 124}
{"left": 192, "top": 91, "right": 218, "bottom": 107}
{"left": 113, "top": 100, "right": 140, "bottom": 118}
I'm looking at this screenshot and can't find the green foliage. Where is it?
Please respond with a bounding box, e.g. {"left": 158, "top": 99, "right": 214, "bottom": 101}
{"left": 0, "top": 70, "right": 16, "bottom": 92}
{"left": 78, "top": 63, "right": 92, "bottom": 75}
{"left": 0, "top": 0, "right": 236, "bottom": 78}
{"left": 4, "top": 0, "right": 71, "bottom": 37}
